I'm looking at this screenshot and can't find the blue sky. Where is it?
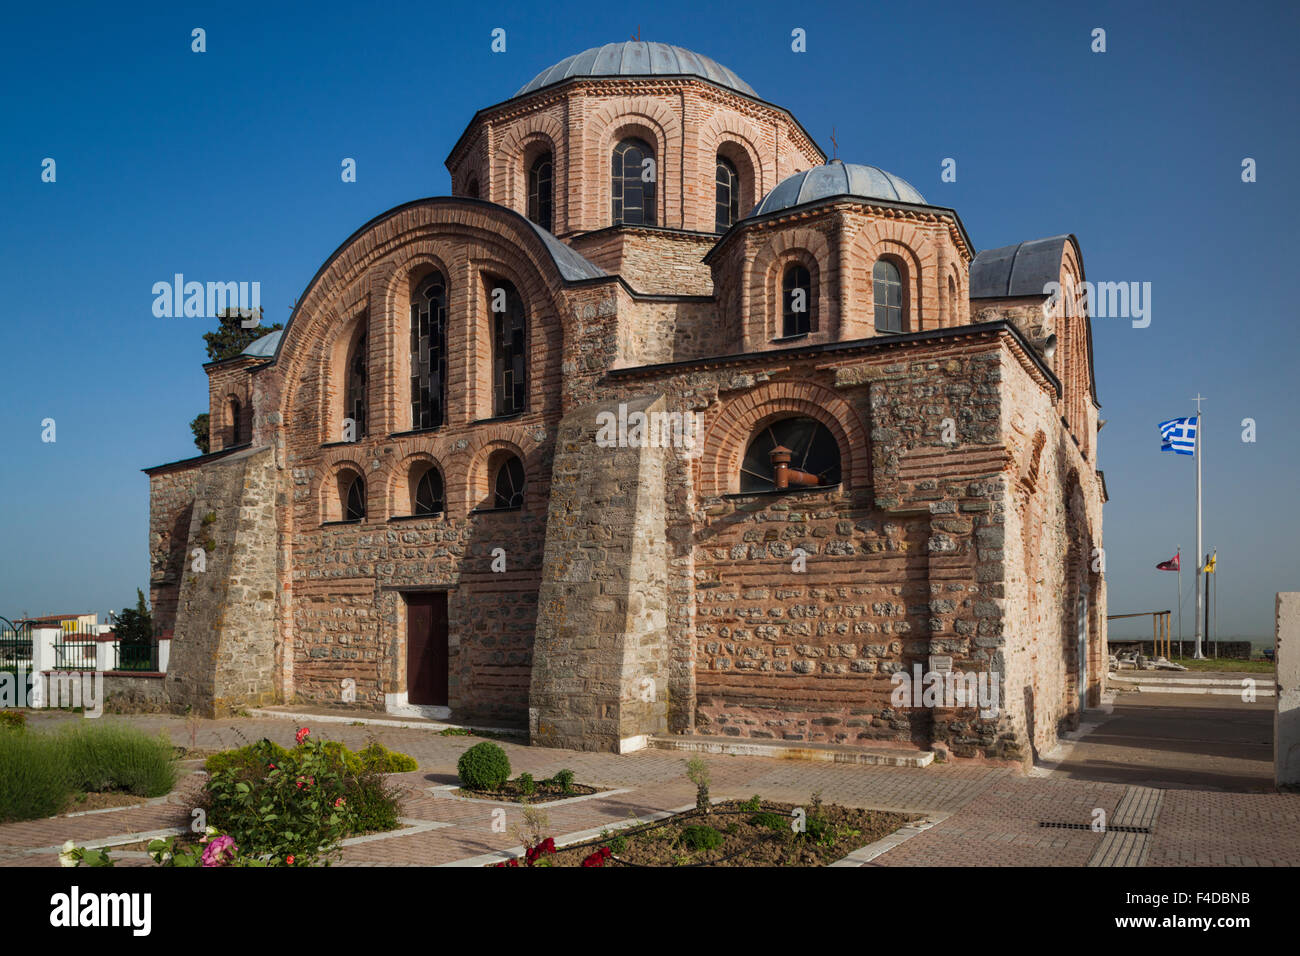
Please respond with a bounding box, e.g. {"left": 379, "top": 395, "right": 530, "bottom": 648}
{"left": 0, "top": 0, "right": 1295, "bottom": 641}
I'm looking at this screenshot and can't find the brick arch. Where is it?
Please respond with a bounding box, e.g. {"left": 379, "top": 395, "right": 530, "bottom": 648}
{"left": 699, "top": 380, "right": 869, "bottom": 497}
{"left": 385, "top": 450, "right": 447, "bottom": 518}
{"left": 588, "top": 97, "right": 683, "bottom": 228}
{"left": 848, "top": 221, "right": 936, "bottom": 333}
{"left": 316, "top": 455, "right": 370, "bottom": 524}
{"left": 747, "top": 226, "right": 834, "bottom": 347}
{"left": 697, "top": 114, "right": 772, "bottom": 227}
{"left": 273, "top": 202, "right": 574, "bottom": 432}
{"left": 458, "top": 427, "right": 542, "bottom": 512}
{"left": 495, "top": 113, "right": 567, "bottom": 226}
{"left": 310, "top": 307, "right": 368, "bottom": 446}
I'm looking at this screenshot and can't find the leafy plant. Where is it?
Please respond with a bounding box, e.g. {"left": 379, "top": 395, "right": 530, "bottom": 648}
{"left": 685, "top": 756, "right": 710, "bottom": 812}
{"left": 549, "top": 768, "right": 575, "bottom": 793}
{"left": 517, "top": 772, "right": 536, "bottom": 797}
{"left": 439, "top": 727, "right": 472, "bottom": 737}
{"left": 457, "top": 741, "right": 511, "bottom": 791}
{"left": 0, "top": 711, "right": 25, "bottom": 732}
{"left": 679, "top": 825, "right": 723, "bottom": 852}
{"left": 59, "top": 724, "right": 176, "bottom": 797}
{"left": 357, "top": 739, "right": 417, "bottom": 773}
{"left": 749, "top": 812, "right": 788, "bottom": 832}
{"left": 0, "top": 731, "right": 71, "bottom": 821}
{"left": 739, "top": 794, "right": 762, "bottom": 812}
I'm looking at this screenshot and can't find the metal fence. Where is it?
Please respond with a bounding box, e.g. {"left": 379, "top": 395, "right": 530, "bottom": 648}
{"left": 112, "top": 639, "right": 160, "bottom": 672}
{"left": 0, "top": 618, "right": 32, "bottom": 672}
{"left": 52, "top": 624, "right": 99, "bottom": 670}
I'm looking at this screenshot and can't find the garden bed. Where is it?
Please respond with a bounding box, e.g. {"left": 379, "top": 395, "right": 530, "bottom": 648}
{"left": 500, "top": 799, "right": 915, "bottom": 867}
{"left": 455, "top": 779, "right": 605, "bottom": 803}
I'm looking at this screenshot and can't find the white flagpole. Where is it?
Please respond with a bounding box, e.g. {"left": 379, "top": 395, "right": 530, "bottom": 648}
{"left": 1193, "top": 399, "right": 1205, "bottom": 659}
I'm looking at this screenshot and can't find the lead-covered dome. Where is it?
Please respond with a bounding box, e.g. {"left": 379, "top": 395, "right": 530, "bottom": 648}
{"left": 749, "top": 160, "right": 926, "bottom": 217}
{"left": 515, "top": 41, "right": 755, "bottom": 98}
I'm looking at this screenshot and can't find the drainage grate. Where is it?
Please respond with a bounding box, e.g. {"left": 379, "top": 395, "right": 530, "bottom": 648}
{"left": 1039, "top": 821, "right": 1151, "bottom": 834}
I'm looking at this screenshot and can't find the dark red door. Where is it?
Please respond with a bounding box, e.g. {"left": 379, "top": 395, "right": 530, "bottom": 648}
{"left": 406, "top": 592, "right": 448, "bottom": 706}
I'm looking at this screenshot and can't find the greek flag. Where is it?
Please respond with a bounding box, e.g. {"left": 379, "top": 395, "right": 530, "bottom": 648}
{"left": 1159, "top": 416, "right": 1198, "bottom": 455}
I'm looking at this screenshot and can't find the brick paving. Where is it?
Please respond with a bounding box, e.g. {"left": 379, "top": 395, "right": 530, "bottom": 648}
{"left": 3, "top": 710, "right": 1298, "bottom": 867}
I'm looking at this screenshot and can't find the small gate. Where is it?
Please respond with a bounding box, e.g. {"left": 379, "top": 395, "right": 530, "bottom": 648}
{"left": 0, "top": 617, "right": 33, "bottom": 673}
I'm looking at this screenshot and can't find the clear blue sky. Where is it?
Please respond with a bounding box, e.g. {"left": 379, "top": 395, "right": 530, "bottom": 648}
{"left": 1, "top": 0, "right": 1296, "bottom": 640}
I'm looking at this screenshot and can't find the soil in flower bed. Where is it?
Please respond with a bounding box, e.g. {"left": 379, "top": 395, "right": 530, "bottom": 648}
{"left": 62, "top": 791, "right": 150, "bottom": 814}
{"left": 456, "top": 780, "right": 604, "bottom": 803}
{"left": 530, "top": 800, "right": 914, "bottom": 867}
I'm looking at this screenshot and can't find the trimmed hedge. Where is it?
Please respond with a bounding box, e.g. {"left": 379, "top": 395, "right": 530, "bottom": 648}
{"left": 457, "top": 741, "right": 511, "bottom": 791}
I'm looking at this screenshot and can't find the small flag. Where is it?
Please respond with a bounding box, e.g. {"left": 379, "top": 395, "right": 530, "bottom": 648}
{"left": 1159, "top": 416, "right": 1198, "bottom": 455}
{"left": 1156, "top": 551, "right": 1180, "bottom": 571}
{"left": 1204, "top": 552, "right": 1216, "bottom": 574}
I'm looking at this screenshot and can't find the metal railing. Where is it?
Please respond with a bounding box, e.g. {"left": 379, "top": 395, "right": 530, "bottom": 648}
{"left": 52, "top": 624, "right": 99, "bottom": 670}
{"left": 0, "top": 618, "right": 33, "bottom": 673}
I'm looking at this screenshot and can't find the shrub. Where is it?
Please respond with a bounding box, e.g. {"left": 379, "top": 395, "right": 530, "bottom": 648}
{"left": 739, "top": 794, "right": 762, "bottom": 812}
{"left": 457, "top": 741, "right": 510, "bottom": 791}
{"left": 550, "top": 768, "right": 575, "bottom": 793}
{"left": 59, "top": 724, "right": 176, "bottom": 797}
{"left": 0, "top": 730, "right": 70, "bottom": 821}
{"left": 204, "top": 740, "right": 289, "bottom": 779}
{"left": 685, "top": 757, "right": 710, "bottom": 812}
{"left": 357, "top": 740, "right": 417, "bottom": 773}
{"left": 203, "top": 733, "right": 350, "bottom": 865}
{"left": 0, "top": 711, "right": 26, "bottom": 732}
{"left": 607, "top": 831, "right": 628, "bottom": 854}
{"left": 346, "top": 769, "right": 402, "bottom": 834}
{"left": 517, "top": 772, "right": 536, "bottom": 796}
{"left": 679, "top": 825, "right": 724, "bottom": 852}
{"left": 749, "top": 812, "right": 788, "bottom": 832}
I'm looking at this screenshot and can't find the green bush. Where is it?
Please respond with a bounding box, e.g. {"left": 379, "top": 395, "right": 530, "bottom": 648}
{"left": 346, "top": 770, "right": 402, "bottom": 834}
{"left": 739, "top": 794, "right": 762, "bottom": 812}
{"left": 0, "top": 731, "right": 70, "bottom": 821}
{"left": 357, "top": 740, "right": 417, "bottom": 773}
{"left": 457, "top": 741, "right": 511, "bottom": 791}
{"left": 749, "top": 812, "right": 788, "bottom": 832}
{"left": 517, "top": 772, "right": 536, "bottom": 796}
{"left": 0, "top": 711, "right": 26, "bottom": 732}
{"left": 679, "top": 825, "right": 724, "bottom": 852}
{"left": 204, "top": 740, "right": 289, "bottom": 779}
{"left": 60, "top": 724, "right": 176, "bottom": 797}
{"left": 549, "top": 768, "right": 575, "bottom": 793}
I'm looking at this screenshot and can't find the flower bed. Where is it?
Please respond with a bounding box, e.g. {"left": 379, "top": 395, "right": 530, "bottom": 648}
{"left": 455, "top": 777, "right": 604, "bottom": 803}
{"left": 492, "top": 798, "right": 914, "bottom": 867}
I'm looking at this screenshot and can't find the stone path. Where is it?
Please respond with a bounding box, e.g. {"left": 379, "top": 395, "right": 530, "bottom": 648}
{"left": 2, "top": 709, "right": 1297, "bottom": 867}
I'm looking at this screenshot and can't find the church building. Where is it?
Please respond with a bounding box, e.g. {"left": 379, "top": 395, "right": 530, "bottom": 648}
{"left": 145, "top": 41, "right": 1106, "bottom": 763}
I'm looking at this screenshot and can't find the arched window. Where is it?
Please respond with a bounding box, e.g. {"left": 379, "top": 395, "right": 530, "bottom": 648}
{"left": 528, "top": 152, "right": 553, "bottom": 231}
{"left": 873, "top": 259, "right": 904, "bottom": 333}
{"left": 411, "top": 275, "right": 447, "bottom": 430}
{"left": 947, "top": 275, "right": 957, "bottom": 327}
{"left": 490, "top": 279, "right": 527, "bottom": 416}
{"left": 781, "top": 264, "right": 812, "bottom": 338}
{"left": 344, "top": 475, "right": 366, "bottom": 521}
{"left": 229, "top": 398, "right": 243, "bottom": 445}
{"left": 715, "top": 156, "right": 740, "bottom": 232}
{"left": 345, "top": 323, "right": 368, "bottom": 438}
{"left": 493, "top": 456, "right": 525, "bottom": 509}
{"left": 612, "top": 138, "right": 656, "bottom": 226}
{"left": 413, "top": 466, "right": 445, "bottom": 516}
{"left": 740, "top": 417, "right": 841, "bottom": 493}
{"left": 466, "top": 177, "right": 479, "bottom": 199}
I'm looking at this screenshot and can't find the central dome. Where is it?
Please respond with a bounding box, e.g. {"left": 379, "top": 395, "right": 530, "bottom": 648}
{"left": 749, "top": 161, "right": 926, "bottom": 217}
{"left": 515, "top": 42, "right": 755, "bottom": 98}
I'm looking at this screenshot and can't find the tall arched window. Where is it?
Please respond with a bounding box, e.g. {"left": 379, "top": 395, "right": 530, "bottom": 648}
{"left": 782, "top": 264, "right": 812, "bottom": 338}
{"left": 715, "top": 156, "right": 740, "bottom": 232}
{"left": 413, "top": 466, "right": 445, "bottom": 516}
{"left": 345, "top": 323, "right": 368, "bottom": 438}
{"left": 229, "top": 398, "right": 243, "bottom": 445}
{"left": 528, "top": 152, "right": 553, "bottom": 231}
{"left": 612, "top": 138, "right": 656, "bottom": 226}
{"left": 740, "top": 417, "right": 841, "bottom": 493}
{"left": 947, "top": 275, "right": 957, "bottom": 327}
{"left": 344, "top": 475, "right": 366, "bottom": 521}
{"left": 490, "top": 279, "right": 527, "bottom": 416}
{"left": 466, "top": 177, "right": 479, "bottom": 199}
{"left": 493, "top": 456, "right": 526, "bottom": 509}
{"left": 411, "top": 275, "right": 447, "bottom": 430}
{"left": 873, "top": 259, "right": 904, "bottom": 333}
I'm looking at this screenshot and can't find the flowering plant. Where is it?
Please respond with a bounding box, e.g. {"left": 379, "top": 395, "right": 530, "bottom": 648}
{"left": 580, "top": 846, "right": 613, "bottom": 867}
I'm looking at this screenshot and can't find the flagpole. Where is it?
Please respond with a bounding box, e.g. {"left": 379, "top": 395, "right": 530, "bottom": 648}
{"left": 1193, "top": 399, "right": 1205, "bottom": 659}
{"left": 1176, "top": 551, "right": 1182, "bottom": 652}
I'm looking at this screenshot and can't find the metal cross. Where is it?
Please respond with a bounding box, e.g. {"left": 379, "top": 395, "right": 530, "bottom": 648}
{"left": 830, "top": 127, "right": 838, "bottom": 160}
{"left": 631, "top": 25, "right": 641, "bottom": 41}
{"left": 1190, "top": 393, "right": 1206, "bottom": 413}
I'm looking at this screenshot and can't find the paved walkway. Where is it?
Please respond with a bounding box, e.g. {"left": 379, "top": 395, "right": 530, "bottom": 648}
{"left": 3, "top": 705, "right": 1297, "bottom": 867}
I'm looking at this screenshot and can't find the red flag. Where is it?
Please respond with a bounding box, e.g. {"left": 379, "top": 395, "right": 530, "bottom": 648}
{"left": 1156, "top": 551, "right": 1180, "bottom": 571}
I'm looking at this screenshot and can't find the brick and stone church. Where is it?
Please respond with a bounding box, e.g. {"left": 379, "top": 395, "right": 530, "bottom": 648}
{"left": 145, "top": 41, "right": 1106, "bottom": 763}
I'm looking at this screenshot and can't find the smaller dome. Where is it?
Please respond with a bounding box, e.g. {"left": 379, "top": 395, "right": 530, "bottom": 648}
{"left": 241, "top": 329, "right": 282, "bottom": 357}
{"left": 749, "top": 161, "right": 926, "bottom": 217}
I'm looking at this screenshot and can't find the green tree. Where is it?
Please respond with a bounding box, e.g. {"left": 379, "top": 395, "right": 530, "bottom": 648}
{"left": 189, "top": 309, "right": 284, "bottom": 453}
{"left": 202, "top": 308, "right": 282, "bottom": 362}
{"left": 114, "top": 589, "right": 153, "bottom": 645}
{"left": 190, "top": 412, "right": 210, "bottom": 454}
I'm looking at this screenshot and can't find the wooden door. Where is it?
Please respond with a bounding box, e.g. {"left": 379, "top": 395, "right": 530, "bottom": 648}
{"left": 406, "top": 592, "right": 448, "bottom": 706}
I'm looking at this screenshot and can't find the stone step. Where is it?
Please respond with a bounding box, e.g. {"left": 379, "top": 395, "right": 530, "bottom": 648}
{"left": 1108, "top": 673, "right": 1274, "bottom": 696}
{"left": 648, "top": 734, "right": 935, "bottom": 767}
